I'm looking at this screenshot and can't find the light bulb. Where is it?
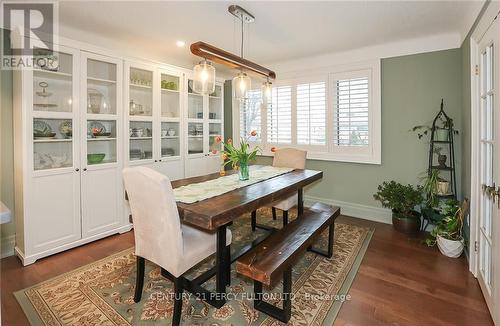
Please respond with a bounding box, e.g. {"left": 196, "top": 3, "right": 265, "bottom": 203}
{"left": 261, "top": 80, "right": 272, "bottom": 102}
{"left": 193, "top": 60, "right": 215, "bottom": 95}
{"left": 232, "top": 72, "right": 251, "bottom": 100}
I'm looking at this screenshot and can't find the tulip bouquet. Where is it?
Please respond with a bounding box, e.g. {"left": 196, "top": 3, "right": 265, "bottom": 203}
{"left": 216, "top": 130, "right": 261, "bottom": 180}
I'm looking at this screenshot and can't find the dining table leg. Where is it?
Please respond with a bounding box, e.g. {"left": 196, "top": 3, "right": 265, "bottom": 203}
{"left": 216, "top": 225, "right": 228, "bottom": 306}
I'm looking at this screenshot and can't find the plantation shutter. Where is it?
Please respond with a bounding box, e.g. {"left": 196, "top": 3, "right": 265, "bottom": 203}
{"left": 334, "top": 77, "right": 369, "bottom": 146}
{"left": 240, "top": 89, "right": 262, "bottom": 141}
{"left": 297, "top": 82, "right": 326, "bottom": 145}
{"left": 267, "top": 85, "right": 292, "bottom": 144}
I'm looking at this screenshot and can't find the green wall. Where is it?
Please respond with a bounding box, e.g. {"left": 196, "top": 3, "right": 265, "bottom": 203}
{"left": 254, "top": 49, "right": 463, "bottom": 210}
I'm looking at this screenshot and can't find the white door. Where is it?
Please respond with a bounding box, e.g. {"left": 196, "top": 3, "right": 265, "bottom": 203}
{"left": 477, "top": 16, "right": 500, "bottom": 323}
{"left": 80, "top": 53, "right": 124, "bottom": 237}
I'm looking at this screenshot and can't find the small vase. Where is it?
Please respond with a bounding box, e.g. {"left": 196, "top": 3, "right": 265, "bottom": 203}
{"left": 239, "top": 162, "right": 249, "bottom": 181}
{"left": 438, "top": 154, "right": 447, "bottom": 167}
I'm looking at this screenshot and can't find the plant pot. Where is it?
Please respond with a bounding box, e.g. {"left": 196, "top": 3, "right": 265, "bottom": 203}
{"left": 392, "top": 210, "right": 420, "bottom": 234}
{"left": 437, "top": 235, "right": 464, "bottom": 258}
{"left": 437, "top": 181, "right": 450, "bottom": 195}
{"left": 435, "top": 128, "right": 449, "bottom": 141}
{"left": 438, "top": 154, "right": 447, "bottom": 167}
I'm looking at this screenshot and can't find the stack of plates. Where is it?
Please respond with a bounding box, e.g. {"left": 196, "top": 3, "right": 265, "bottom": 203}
{"left": 130, "top": 149, "right": 142, "bottom": 160}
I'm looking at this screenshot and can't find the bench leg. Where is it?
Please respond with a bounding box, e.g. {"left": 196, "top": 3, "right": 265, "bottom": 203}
{"left": 308, "top": 223, "right": 335, "bottom": 258}
{"left": 283, "top": 210, "right": 289, "bottom": 226}
{"left": 251, "top": 210, "right": 257, "bottom": 231}
{"left": 253, "top": 267, "right": 292, "bottom": 323}
{"left": 272, "top": 207, "right": 277, "bottom": 220}
{"left": 134, "top": 256, "right": 145, "bottom": 303}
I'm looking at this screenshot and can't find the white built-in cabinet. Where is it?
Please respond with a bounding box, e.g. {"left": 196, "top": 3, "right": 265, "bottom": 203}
{"left": 13, "top": 39, "right": 225, "bottom": 265}
{"left": 14, "top": 46, "right": 130, "bottom": 265}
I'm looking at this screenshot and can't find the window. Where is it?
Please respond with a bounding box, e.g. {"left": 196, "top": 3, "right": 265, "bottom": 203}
{"left": 234, "top": 60, "right": 381, "bottom": 164}
{"left": 297, "top": 82, "right": 326, "bottom": 145}
{"left": 334, "top": 77, "right": 369, "bottom": 146}
{"left": 268, "top": 86, "right": 292, "bottom": 144}
{"left": 240, "top": 89, "right": 262, "bottom": 141}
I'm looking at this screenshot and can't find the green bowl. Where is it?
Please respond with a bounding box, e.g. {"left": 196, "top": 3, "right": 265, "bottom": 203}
{"left": 87, "top": 153, "right": 105, "bottom": 164}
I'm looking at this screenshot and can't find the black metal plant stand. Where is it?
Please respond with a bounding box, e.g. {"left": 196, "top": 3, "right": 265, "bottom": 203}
{"left": 423, "top": 99, "right": 457, "bottom": 230}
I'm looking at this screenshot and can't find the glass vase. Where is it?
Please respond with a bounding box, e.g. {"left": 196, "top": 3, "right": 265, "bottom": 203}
{"left": 239, "top": 162, "right": 249, "bottom": 181}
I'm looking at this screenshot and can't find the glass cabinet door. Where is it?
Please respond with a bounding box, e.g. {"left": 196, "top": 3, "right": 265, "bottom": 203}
{"left": 129, "top": 68, "right": 153, "bottom": 117}
{"left": 33, "top": 118, "right": 73, "bottom": 170}
{"left": 188, "top": 79, "right": 204, "bottom": 119}
{"left": 32, "top": 49, "right": 76, "bottom": 171}
{"left": 33, "top": 50, "right": 73, "bottom": 113}
{"left": 209, "top": 85, "right": 223, "bottom": 121}
{"left": 87, "top": 59, "right": 117, "bottom": 115}
{"left": 129, "top": 121, "right": 153, "bottom": 161}
{"left": 87, "top": 120, "right": 117, "bottom": 164}
{"left": 209, "top": 123, "right": 222, "bottom": 154}
{"left": 160, "top": 73, "right": 180, "bottom": 118}
{"left": 161, "top": 122, "right": 180, "bottom": 158}
{"left": 187, "top": 122, "right": 204, "bottom": 154}
{"left": 84, "top": 55, "right": 121, "bottom": 166}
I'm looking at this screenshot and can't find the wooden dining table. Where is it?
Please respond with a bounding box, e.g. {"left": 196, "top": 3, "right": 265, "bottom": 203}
{"left": 169, "top": 166, "right": 323, "bottom": 308}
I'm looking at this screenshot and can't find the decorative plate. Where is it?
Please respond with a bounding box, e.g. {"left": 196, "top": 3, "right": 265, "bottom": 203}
{"left": 33, "top": 120, "right": 53, "bottom": 134}
{"left": 88, "top": 121, "right": 106, "bottom": 134}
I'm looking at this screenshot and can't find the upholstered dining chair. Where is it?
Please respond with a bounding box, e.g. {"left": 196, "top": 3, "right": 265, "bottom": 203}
{"left": 251, "top": 148, "right": 307, "bottom": 230}
{"left": 123, "top": 167, "right": 232, "bottom": 326}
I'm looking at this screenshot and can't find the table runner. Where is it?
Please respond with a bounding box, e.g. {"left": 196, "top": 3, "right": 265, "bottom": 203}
{"left": 174, "top": 165, "right": 294, "bottom": 204}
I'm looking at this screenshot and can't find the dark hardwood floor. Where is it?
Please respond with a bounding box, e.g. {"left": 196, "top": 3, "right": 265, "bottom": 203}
{"left": 1, "top": 216, "right": 493, "bottom": 325}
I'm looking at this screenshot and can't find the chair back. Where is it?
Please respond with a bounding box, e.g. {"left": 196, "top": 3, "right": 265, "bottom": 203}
{"left": 273, "top": 148, "right": 307, "bottom": 169}
{"left": 123, "top": 167, "right": 183, "bottom": 272}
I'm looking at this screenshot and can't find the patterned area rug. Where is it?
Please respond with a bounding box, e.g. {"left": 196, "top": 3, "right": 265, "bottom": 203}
{"left": 15, "top": 208, "right": 373, "bottom": 325}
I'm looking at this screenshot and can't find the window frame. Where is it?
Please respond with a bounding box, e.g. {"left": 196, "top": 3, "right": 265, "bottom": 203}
{"left": 233, "top": 60, "right": 381, "bottom": 165}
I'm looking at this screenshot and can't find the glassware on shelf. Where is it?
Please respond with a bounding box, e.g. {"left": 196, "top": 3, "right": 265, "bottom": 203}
{"left": 87, "top": 88, "right": 104, "bottom": 114}
{"left": 34, "top": 82, "right": 57, "bottom": 109}
{"left": 58, "top": 121, "right": 72, "bottom": 139}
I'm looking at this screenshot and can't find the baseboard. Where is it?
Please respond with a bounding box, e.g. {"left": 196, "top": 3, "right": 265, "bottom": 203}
{"left": 1, "top": 234, "right": 15, "bottom": 258}
{"left": 305, "top": 195, "right": 392, "bottom": 225}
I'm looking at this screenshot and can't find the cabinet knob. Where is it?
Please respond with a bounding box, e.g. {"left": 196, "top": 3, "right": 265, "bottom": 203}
{"left": 83, "top": 168, "right": 87, "bottom": 171}
{"left": 75, "top": 168, "right": 79, "bottom": 172}
{"left": 159, "top": 159, "right": 162, "bottom": 162}
{"left": 155, "top": 160, "right": 158, "bottom": 162}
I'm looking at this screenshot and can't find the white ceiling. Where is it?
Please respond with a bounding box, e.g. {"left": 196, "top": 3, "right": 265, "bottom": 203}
{"left": 58, "top": 1, "right": 484, "bottom": 71}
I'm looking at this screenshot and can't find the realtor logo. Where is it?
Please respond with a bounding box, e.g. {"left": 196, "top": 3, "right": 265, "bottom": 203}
{"left": 1, "top": 1, "right": 59, "bottom": 70}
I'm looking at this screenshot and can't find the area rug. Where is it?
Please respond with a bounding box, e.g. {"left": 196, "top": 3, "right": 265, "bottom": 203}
{"left": 15, "top": 208, "right": 373, "bottom": 325}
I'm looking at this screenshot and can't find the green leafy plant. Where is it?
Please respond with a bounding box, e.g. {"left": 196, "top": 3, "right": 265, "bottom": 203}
{"left": 411, "top": 116, "right": 459, "bottom": 140}
{"left": 425, "top": 199, "right": 464, "bottom": 246}
{"left": 218, "top": 131, "right": 261, "bottom": 169}
{"left": 373, "top": 181, "right": 423, "bottom": 218}
{"left": 420, "top": 169, "right": 447, "bottom": 208}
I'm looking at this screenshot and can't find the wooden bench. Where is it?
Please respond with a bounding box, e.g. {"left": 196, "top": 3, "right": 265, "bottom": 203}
{"left": 236, "top": 202, "right": 340, "bottom": 323}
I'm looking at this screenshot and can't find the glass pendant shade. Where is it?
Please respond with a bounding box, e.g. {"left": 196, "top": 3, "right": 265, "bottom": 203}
{"left": 232, "top": 72, "right": 251, "bottom": 100}
{"left": 261, "top": 80, "right": 272, "bottom": 102}
{"left": 193, "top": 60, "right": 216, "bottom": 95}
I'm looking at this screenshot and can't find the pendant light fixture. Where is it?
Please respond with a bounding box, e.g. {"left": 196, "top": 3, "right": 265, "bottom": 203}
{"left": 231, "top": 5, "right": 252, "bottom": 101}
{"left": 193, "top": 59, "right": 215, "bottom": 95}
{"left": 261, "top": 77, "right": 272, "bottom": 103}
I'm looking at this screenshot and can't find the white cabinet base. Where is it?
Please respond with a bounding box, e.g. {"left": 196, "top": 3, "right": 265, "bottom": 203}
{"left": 15, "top": 223, "right": 133, "bottom": 266}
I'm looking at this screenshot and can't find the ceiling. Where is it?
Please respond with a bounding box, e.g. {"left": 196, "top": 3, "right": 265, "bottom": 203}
{"left": 58, "top": 1, "right": 484, "bottom": 72}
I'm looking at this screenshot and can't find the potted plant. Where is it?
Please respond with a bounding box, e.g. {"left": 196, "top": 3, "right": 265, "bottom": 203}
{"left": 218, "top": 130, "right": 261, "bottom": 181}
{"left": 373, "top": 181, "right": 423, "bottom": 234}
{"left": 425, "top": 199, "right": 468, "bottom": 258}
{"left": 411, "top": 116, "right": 458, "bottom": 142}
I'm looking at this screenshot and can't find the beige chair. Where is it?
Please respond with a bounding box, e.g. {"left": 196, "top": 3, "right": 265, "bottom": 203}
{"left": 251, "top": 148, "right": 307, "bottom": 230}
{"left": 123, "top": 167, "right": 232, "bottom": 326}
